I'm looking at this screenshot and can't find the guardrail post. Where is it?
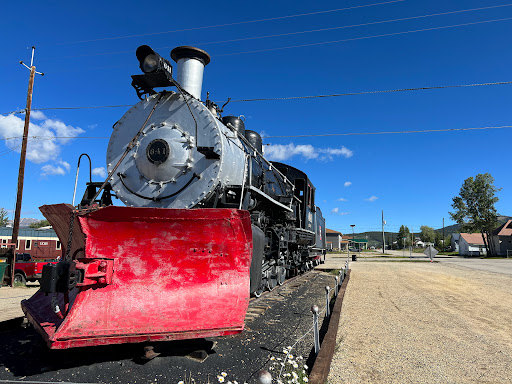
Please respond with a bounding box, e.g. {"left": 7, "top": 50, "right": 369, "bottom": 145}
{"left": 311, "top": 305, "right": 320, "bottom": 355}
{"left": 325, "top": 286, "right": 331, "bottom": 318}
{"left": 334, "top": 277, "right": 338, "bottom": 296}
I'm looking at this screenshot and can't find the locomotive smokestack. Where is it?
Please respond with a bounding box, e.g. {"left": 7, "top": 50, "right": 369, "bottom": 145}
{"left": 171, "top": 46, "right": 211, "bottom": 100}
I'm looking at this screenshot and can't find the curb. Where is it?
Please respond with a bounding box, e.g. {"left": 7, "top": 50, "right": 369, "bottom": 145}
{"left": 309, "top": 269, "right": 351, "bottom": 384}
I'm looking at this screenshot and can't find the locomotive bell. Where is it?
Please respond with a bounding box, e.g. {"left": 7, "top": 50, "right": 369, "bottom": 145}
{"left": 171, "top": 46, "right": 210, "bottom": 100}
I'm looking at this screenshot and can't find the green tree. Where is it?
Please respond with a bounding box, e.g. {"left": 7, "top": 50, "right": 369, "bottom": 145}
{"left": 0, "top": 208, "right": 9, "bottom": 227}
{"left": 419, "top": 225, "right": 436, "bottom": 243}
{"left": 29, "top": 219, "right": 50, "bottom": 229}
{"left": 397, "top": 225, "right": 411, "bottom": 248}
{"left": 450, "top": 173, "right": 500, "bottom": 256}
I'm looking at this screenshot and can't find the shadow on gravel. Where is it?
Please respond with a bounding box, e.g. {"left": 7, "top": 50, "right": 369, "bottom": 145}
{"left": 0, "top": 320, "right": 216, "bottom": 377}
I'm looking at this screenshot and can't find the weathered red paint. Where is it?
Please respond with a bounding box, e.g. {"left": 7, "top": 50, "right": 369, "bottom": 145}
{"left": 21, "top": 204, "right": 253, "bottom": 349}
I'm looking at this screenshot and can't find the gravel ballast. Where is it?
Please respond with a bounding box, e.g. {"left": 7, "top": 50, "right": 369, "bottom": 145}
{"left": 328, "top": 261, "right": 512, "bottom": 383}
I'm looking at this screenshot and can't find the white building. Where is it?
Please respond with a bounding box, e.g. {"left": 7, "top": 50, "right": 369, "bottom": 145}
{"left": 458, "top": 233, "right": 487, "bottom": 256}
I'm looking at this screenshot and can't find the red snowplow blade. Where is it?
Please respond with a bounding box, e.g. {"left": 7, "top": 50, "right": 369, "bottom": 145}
{"left": 21, "top": 204, "right": 252, "bottom": 349}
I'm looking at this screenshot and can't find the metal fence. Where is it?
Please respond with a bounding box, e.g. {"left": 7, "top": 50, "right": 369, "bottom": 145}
{"left": 258, "top": 260, "right": 350, "bottom": 384}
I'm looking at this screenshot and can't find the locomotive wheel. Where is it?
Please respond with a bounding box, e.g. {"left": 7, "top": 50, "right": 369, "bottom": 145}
{"left": 277, "top": 266, "right": 286, "bottom": 286}
{"left": 267, "top": 268, "right": 278, "bottom": 291}
{"left": 253, "top": 281, "right": 266, "bottom": 297}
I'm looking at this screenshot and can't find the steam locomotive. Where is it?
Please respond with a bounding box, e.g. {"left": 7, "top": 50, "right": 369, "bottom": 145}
{"left": 21, "top": 45, "right": 326, "bottom": 349}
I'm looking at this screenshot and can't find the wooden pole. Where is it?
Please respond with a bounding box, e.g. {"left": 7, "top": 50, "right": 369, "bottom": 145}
{"left": 10, "top": 54, "right": 37, "bottom": 286}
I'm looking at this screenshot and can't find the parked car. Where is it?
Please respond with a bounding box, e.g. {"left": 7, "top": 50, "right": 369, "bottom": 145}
{"left": 14, "top": 253, "right": 57, "bottom": 285}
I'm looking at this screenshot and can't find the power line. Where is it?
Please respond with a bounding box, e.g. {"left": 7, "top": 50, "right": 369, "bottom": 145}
{"left": 59, "top": 0, "right": 404, "bottom": 44}
{"left": 216, "top": 16, "right": 512, "bottom": 56}
{"left": 188, "top": 3, "right": 512, "bottom": 47}
{"left": 47, "top": 3, "right": 512, "bottom": 60}
{"left": 227, "top": 80, "right": 512, "bottom": 103}
{"left": 1, "top": 125, "right": 511, "bottom": 142}
{"left": 263, "top": 125, "right": 512, "bottom": 138}
{"left": 0, "top": 136, "right": 109, "bottom": 141}
{"left": 3, "top": 79, "right": 511, "bottom": 115}
{"left": 4, "top": 105, "right": 132, "bottom": 114}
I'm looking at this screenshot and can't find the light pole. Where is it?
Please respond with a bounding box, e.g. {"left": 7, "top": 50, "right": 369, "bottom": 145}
{"left": 350, "top": 224, "right": 355, "bottom": 261}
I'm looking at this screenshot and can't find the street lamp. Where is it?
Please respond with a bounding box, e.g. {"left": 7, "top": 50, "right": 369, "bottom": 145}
{"left": 350, "top": 225, "right": 355, "bottom": 262}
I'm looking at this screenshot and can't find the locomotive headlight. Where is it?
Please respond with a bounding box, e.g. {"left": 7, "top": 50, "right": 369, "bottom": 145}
{"left": 132, "top": 45, "right": 174, "bottom": 100}
{"left": 136, "top": 45, "right": 173, "bottom": 76}
{"left": 142, "top": 54, "right": 159, "bottom": 73}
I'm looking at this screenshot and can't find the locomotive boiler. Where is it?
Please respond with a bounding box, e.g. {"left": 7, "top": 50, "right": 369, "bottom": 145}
{"left": 21, "top": 45, "right": 326, "bottom": 349}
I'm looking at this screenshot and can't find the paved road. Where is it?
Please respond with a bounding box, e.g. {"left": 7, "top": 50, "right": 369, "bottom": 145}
{"left": 320, "top": 252, "right": 512, "bottom": 276}
{"left": 439, "top": 257, "right": 512, "bottom": 275}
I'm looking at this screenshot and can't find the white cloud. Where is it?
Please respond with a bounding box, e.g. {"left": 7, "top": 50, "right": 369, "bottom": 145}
{"left": 331, "top": 207, "right": 350, "bottom": 216}
{"left": 41, "top": 164, "right": 67, "bottom": 177}
{"left": 337, "top": 198, "right": 347, "bottom": 202}
{"left": 265, "top": 143, "right": 353, "bottom": 161}
{"left": 321, "top": 147, "right": 353, "bottom": 160}
{"left": 366, "top": 195, "right": 379, "bottom": 202}
{"left": 344, "top": 181, "right": 352, "bottom": 187}
{"left": 92, "top": 167, "right": 107, "bottom": 178}
{"left": 0, "top": 113, "right": 84, "bottom": 164}
{"left": 59, "top": 160, "right": 71, "bottom": 172}
{"left": 30, "top": 111, "right": 47, "bottom": 120}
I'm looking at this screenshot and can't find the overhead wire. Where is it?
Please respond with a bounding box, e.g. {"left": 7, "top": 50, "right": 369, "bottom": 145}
{"left": 186, "top": 3, "right": 512, "bottom": 47}
{"left": 59, "top": 0, "right": 404, "bottom": 44}
{"left": 216, "top": 16, "right": 512, "bottom": 56}
{"left": 263, "top": 125, "right": 512, "bottom": 138}
{"left": 1, "top": 125, "right": 511, "bottom": 142}
{"left": 46, "top": 3, "right": 512, "bottom": 60}
{"left": 2, "top": 79, "right": 511, "bottom": 116}
{"left": 227, "top": 80, "right": 512, "bottom": 103}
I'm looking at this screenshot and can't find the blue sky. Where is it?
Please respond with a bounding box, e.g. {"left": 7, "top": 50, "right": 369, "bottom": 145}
{"left": 1, "top": 0, "right": 511, "bottom": 235}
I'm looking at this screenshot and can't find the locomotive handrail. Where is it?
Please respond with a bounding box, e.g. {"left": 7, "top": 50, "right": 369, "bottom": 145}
{"left": 226, "top": 123, "right": 294, "bottom": 191}
{"left": 72, "top": 153, "right": 92, "bottom": 206}
{"left": 249, "top": 186, "right": 292, "bottom": 212}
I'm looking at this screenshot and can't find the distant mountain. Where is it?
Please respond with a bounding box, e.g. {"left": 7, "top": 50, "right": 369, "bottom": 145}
{"left": 5, "top": 218, "right": 40, "bottom": 228}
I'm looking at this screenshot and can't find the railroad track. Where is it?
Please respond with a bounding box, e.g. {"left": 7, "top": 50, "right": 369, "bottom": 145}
{"left": 245, "top": 270, "right": 320, "bottom": 322}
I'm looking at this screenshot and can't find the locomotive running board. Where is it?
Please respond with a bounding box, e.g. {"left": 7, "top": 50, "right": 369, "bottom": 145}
{"left": 21, "top": 204, "right": 253, "bottom": 349}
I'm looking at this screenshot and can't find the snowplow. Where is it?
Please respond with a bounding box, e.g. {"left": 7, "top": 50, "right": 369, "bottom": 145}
{"left": 21, "top": 204, "right": 253, "bottom": 349}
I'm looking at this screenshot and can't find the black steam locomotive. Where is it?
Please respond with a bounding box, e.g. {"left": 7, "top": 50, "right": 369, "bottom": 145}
{"left": 83, "top": 45, "right": 327, "bottom": 296}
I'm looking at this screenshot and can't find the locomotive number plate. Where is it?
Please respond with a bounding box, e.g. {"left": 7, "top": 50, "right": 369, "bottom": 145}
{"left": 146, "top": 139, "right": 170, "bottom": 165}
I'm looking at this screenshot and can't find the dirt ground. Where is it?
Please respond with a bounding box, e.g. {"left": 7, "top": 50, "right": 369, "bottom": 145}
{"left": 0, "top": 285, "right": 38, "bottom": 323}
{"left": 328, "top": 261, "right": 512, "bottom": 383}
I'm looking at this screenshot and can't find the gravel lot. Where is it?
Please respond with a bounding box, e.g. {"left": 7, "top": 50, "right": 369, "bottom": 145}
{"left": 0, "top": 285, "right": 38, "bottom": 323}
{"left": 328, "top": 261, "right": 512, "bottom": 383}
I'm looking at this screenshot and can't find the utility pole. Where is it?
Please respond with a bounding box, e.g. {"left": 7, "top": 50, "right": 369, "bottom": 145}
{"left": 10, "top": 47, "right": 44, "bottom": 286}
{"left": 382, "top": 210, "right": 386, "bottom": 253}
{"left": 442, "top": 218, "right": 445, "bottom": 252}
{"left": 410, "top": 227, "right": 413, "bottom": 258}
